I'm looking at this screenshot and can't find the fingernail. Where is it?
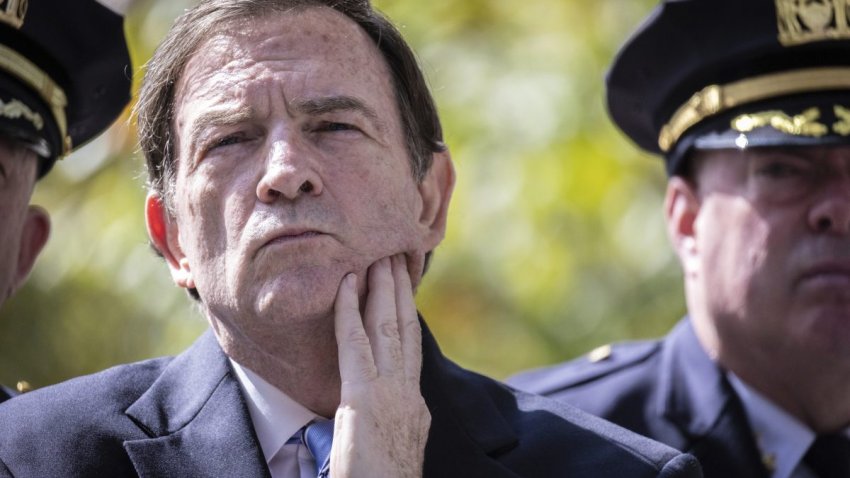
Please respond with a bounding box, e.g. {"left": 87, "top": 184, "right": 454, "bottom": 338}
{"left": 345, "top": 273, "right": 356, "bottom": 288}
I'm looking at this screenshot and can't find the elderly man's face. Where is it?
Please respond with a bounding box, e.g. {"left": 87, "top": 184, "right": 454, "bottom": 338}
{"left": 0, "top": 141, "right": 48, "bottom": 308}
{"left": 675, "top": 146, "right": 850, "bottom": 371}
{"left": 158, "top": 7, "right": 449, "bottom": 334}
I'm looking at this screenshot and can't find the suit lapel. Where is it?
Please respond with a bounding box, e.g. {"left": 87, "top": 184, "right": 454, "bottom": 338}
{"left": 122, "top": 331, "right": 270, "bottom": 478}
{"left": 419, "top": 321, "right": 521, "bottom": 477}
{"left": 658, "top": 320, "right": 769, "bottom": 478}
{"left": 121, "top": 321, "right": 527, "bottom": 477}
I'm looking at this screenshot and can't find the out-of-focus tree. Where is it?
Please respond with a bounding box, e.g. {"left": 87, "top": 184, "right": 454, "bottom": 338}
{"left": 0, "top": 0, "right": 681, "bottom": 389}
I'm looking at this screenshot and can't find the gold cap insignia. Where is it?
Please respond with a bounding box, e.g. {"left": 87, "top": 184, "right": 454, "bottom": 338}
{"left": 731, "top": 108, "right": 828, "bottom": 138}
{"left": 0, "top": 0, "right": 27, "bottom": 29}
{"left": 776, "top": 0, "right": 850, "bottom": 46}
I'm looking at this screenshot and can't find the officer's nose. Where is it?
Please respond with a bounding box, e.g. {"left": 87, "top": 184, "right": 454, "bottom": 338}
{"left": 808, "top": 176, "right": 850, "bottom": 235}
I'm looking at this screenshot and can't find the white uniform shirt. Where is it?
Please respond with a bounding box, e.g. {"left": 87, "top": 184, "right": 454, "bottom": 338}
{"left": 230, "top": 359, "right": 321, "bottom": 478}
{"left": 729, "top": 374, "right": 850, "bottom": 478}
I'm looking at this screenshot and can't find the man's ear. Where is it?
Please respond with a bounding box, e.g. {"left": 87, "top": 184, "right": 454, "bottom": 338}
{"left": 145, "top": 193, "right": 195, "bottom": 289}
{"left": 417, "top": 150, "right": 455, "bottom": 249}
{"left": 11, "top": 205, "right": 50, "bottom": 294}
{"left": 665, "top": 176, "right": 701, "bottom": 276}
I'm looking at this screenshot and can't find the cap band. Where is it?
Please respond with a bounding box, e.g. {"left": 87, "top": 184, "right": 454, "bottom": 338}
{"left": 658, "top": 67, "right": 850, "bottom": 152}
{"left": 0, "top": 42, "right": 68, "bottom": 155}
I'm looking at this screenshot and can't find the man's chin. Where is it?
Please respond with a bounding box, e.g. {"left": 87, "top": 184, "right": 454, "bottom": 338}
{"left": 787, "top": 307, "right": 850, "bottom": 358}
{"left": 252, "top": 280, "right": 338, "bottom": 323}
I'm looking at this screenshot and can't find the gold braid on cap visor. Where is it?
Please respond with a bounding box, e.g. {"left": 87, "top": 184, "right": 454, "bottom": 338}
{"left": 0, "top": 43, "right": 68, "bottom": 156}
{"left": 658, "top": 67, "right": 850, "bottom": 152}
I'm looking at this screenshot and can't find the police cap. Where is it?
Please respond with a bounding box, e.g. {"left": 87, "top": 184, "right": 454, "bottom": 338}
{"left": 0, "top": 0, "right": 131, "bottom": 177}
{"left": 607, "top": 0, "right": 850, "bottom": 175}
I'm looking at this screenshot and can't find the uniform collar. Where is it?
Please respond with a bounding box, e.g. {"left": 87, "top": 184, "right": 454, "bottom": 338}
{"left": 728, "top": 373, "right": 850, "bottom": 478}
{"left": 658, "top": 318, "right": 770, "bottom": 477}
{"left": 728, "top": 373, "right": 813, "bottom": 478}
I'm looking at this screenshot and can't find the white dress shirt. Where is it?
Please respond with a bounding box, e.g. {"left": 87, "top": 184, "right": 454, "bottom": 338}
{"left": 230, "top": 359, "right": 321, "bottom": 478}
{"left": 729, "top": 374, "right": 850, "bottom": 478}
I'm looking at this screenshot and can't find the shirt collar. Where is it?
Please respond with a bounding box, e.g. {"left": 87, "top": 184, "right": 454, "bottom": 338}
{"left": 229, "top": 358, "right": 319, "bottom": 464}
{"left": 728, "top": 373, "right": 814, "bottom": 478}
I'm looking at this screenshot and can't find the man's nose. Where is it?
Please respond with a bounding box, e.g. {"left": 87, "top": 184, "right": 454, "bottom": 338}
{"left": 808, "top": 176, "right": 850, "bottom": 235}
{"left": 256, "top": 137, "right": 323, "bottom": 203}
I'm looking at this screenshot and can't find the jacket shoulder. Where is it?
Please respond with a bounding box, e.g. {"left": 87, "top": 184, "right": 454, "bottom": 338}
{"left": 1, "top": 355, "right": 173, "bottom": 421}
{"left": 503, "top": 387, "right": 701, "bottom": 477}
{"left": 508, "top": 339, "right": 662, "bottom": 396}
{"left": 427, "top": 345, "right": 700, "bottom": 477}
{"left": 0, "top": 356, "right": 174, "bottom": 477}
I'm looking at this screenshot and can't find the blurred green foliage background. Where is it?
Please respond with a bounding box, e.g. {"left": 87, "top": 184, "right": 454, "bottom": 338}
{"left": 0, "top": 0, "right": 685, "bottom": 389}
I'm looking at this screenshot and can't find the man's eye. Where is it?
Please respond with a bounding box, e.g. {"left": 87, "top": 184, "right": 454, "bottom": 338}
{"left": 318, "top": 122, "right": 356, "bottom": 133}
{"left": 757, "top": 162, "right": 802, "bottom": 178}
{"left": 209, "top": 135, "right": 243, "bottom": 150}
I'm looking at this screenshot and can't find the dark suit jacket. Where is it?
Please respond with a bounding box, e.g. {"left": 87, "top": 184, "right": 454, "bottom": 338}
{"left": 0, "top": 322, "right": 701, "bottom": 477}
{"left": 509, "top": 319, "right": 768, "bottom": 478}
{"left": 0, "top": 386, "right": 12, "bottom": 404}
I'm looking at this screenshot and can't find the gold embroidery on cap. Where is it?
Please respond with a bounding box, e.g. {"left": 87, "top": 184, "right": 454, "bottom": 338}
{"left": 0, "top": 43, "right": 69, "bottom": 154}
{"left": 833, "top": 105, "right": 850, "bottom": 135}
{"left": 659, "top": 67, "right": 850, "bottom": 152}
{"left": 776, "top": 0, "right": 850, "bottom": 46}
{"left": 732, "top": 108, "right": 828, "bottom": 137}
{"left": 659, "top": 85, "right": 722, "bottom": 152}
{"left": 0, "top": 96, "right": 43, "bottom": 130}
{"left": 0, "top": 0, "right": 27, "bottom": 29}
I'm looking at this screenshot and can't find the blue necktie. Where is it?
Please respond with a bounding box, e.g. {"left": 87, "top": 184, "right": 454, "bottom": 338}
{"left": 304, "top": 419, "right": 334, "bottom": 478}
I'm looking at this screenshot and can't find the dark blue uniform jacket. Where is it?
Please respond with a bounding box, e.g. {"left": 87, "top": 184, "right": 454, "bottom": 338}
{"left": 509, "top": 319, "right": 768, "bottom": 478}
{"left": 0, "top": 321, "right": 701, "bottom": 477}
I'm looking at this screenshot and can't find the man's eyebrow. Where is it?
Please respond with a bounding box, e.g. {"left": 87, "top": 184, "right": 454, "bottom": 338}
{"left": 293, "top": 96, "right": 384, "bottom": 129}
{"left": 186, "top": 107, "right": 254, "bottom": 147}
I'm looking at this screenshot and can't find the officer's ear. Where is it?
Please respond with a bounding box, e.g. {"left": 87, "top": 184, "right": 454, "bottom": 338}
{"left": 145, "top": 193, "right": 195, "bottom": 290}
{"left": 665, "top": 175, "right": 701, "bottom": 276}
{"left": 11, "top": 205, "right": 50, "bottom": 295}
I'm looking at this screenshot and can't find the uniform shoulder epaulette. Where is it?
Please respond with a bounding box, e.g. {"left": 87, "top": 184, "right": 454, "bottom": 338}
{"left": 511, "top": 339, "right": 662, "bottom": 396}
{"left": 571, "top": 340, "right": 661, "bottom": 382}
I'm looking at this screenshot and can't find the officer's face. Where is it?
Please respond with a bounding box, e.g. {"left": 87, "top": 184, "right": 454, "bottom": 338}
{"left": 672, "top": 146, "right": 850, "bottom": 376}
{"left": 153, "top": 8, "right": 450, "bottom": 341}
{"left": 0, "top": 140, "right": 48, "bottom": 308}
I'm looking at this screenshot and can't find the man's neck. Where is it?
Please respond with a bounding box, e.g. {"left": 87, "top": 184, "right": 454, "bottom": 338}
{"left": 687, "top": 300, "right": 850, "bottom": 433}
{"left": 727, "top": 360, "right": 850, "bottom": 434}
{"left": 210, "top": 313, "right": 343, "bottom": 418}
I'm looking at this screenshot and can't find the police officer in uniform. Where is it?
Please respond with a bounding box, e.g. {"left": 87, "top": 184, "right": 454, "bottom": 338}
{"left": 511, "top": 1, "right": 850, "bottom": 477}
{"left": 0, "top": 0, "right": 131, "bottom": 403}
